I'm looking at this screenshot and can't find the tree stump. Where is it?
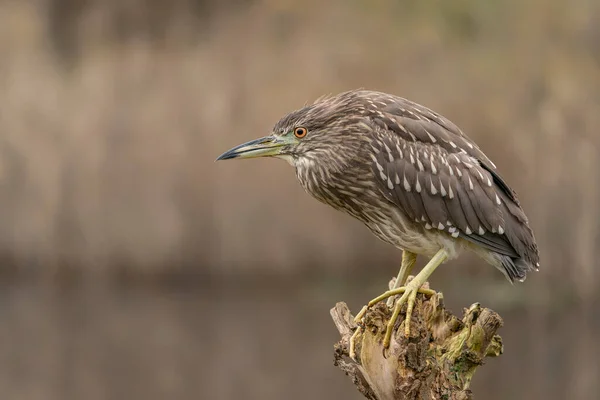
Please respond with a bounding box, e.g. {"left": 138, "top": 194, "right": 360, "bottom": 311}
{"left": 330, "top": 280, "right": 504, "bottom": 400}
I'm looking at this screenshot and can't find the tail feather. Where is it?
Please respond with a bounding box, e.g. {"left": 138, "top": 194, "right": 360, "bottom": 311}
{"left": 500, "top": 256, "right": 538, "bottom": 283}
{"left": 480, "top": 161, "right": 540, "bottom": 274}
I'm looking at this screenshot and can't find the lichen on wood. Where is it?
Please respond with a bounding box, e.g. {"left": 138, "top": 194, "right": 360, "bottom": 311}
{"left": 330, "top": 280, "right": 503, "bottom": 400}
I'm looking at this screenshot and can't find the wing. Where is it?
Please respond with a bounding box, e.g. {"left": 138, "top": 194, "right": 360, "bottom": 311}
{"left": 360, "top": 91, "right": 499, "bottom": 171}
{"left": 364, "top": 96, "right": 539, "bottom": 275}
{"left": 371, "top": 133, "right": 518, "bottom": 257}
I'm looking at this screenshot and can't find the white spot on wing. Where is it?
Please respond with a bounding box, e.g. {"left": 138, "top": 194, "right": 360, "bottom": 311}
{"left": 387, "top": 151, "right": 394, "bottom": 163}
{"left": 437, "top": 222, "right": 445, "bottom": 230}
{"left": 417, "top": 158, "right": 424, "bottom": 172}
{"left": 495, "top": 193, "right": 501, "bottom": 205}
{"left": 448, "top": 186, "right": 454, "bottom": 199}
{"left": 448, "top": 226, "right": 456, "bottom": 233}
{"left": 387, "top": 176, "right": 394, "bottom": 190}
{"left": 451, "top": 231, "right": 459, "bottom": 238}
{"left": 395, "top": 173, "right": 400, "bottom": 185}
{"left": 430, "top": 160, "right": 437, "bottom": 174}
{"left": 424, "top": 129, "right": 437, "bottom": 143}
{"left": 403, "top": 174, "right": 411, "bottom": 192}
{"left": 498, "top": 226, "right": 505, "bottom": 235}
{"left": 478, "top": 226, "right": 485, "bottom": 235}
{"left": 425, "top": 223, "right": 432, "bottom": 230}
{"left": 430, "top": 178, "right": 438, "bottom": 195}
{"left": 371, "top": 155, "right": 385, "bottom": 175}
{"left": 415, "top": 175, "right": 422, "bottom": 192}
{"left": 465, "top": 227, "right": 472, "bottom": 234}
{"left": 395, "top": 143, "right": 403, "bottom": 159}
{"left": 449, "top": 141, "right": 457, "bottom": 148}
{"left": 468, "top": 176, "right": 474, "bottom": 190}
{"left": 439, "top": 178, "right": 447, "bottom": 197}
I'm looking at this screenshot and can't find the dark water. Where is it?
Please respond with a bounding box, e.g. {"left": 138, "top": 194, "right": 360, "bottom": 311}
{"left": 0, "top": 278, "right": 597, "bottom": 400}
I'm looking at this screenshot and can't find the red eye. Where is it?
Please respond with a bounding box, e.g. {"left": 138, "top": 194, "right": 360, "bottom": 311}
{"left": 294, "top": 127, "right": 308, "bottom": 138}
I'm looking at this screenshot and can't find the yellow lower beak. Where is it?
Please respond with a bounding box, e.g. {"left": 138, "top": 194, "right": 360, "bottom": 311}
{"left": 216, "top": 135, "right": 286, "bottom": 160}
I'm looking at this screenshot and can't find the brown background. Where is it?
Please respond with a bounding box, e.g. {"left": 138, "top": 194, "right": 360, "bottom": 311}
{"left": 0, "top": 0, "right": 598, "bottom": 399}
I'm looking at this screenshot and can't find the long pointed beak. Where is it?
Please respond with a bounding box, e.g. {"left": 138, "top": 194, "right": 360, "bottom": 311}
{"left": 216, "top": 135, "right": 289, "bottom": 161}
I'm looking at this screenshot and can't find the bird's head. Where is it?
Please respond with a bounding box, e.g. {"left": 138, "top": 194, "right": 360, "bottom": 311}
{"left": 216, "top": 91, "right": 368, "bottom": 171}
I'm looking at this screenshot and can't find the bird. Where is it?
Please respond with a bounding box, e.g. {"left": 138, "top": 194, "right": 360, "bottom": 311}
{"left": 216, "top": 89, "right": 539, "bottom": 355}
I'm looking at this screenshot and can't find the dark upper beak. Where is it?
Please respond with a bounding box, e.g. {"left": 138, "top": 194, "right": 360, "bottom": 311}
{"left": 216, "top": 135, "right": 288, "bottom": 161}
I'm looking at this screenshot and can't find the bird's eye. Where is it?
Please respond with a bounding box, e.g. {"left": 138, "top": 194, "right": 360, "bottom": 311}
{"left": 294, "top": 127, "right": 308, "bottom": 138}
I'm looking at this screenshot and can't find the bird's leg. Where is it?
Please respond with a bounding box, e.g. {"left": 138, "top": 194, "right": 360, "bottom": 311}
{"left": 387, "top": 250, "right": 417, "bottom": 307}
{"left": 352, "top": 250, "right": 418, "bottom": 325}
{"left": 382, "top": 248, "right": 448, "bottom": 347}
{"left": 350, "top": 249, "right": 446, "bottom": 357}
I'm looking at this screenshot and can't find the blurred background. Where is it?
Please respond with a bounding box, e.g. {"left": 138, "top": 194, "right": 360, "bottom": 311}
{"left": 0, "top": 0, "right": 599, "bottom": 399}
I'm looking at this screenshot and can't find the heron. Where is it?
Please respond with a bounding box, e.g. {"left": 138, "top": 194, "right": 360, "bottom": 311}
{"left": 216, "top": 89, "right": 539, "bottom": 355}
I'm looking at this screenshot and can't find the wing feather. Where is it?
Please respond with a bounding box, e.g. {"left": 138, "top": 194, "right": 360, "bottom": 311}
{"left": 363, "top": 91, "right": 538, "bottom": 270}
{"left": 372, "top": 130, "right": 522, "bottom": 260}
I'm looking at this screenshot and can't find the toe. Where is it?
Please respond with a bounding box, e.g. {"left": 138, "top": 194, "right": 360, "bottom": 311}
{"left": 404, "top": 291, "right": 419, "bottom": 336}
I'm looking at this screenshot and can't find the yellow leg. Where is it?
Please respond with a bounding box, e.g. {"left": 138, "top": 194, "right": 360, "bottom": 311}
{"left": 349, "top": 286, "right": 436, "bottom": 360}
{"left": 351, "top": 249, "right": 446, "bottom": 359}
{"left": 387, "top": 250, "right": 417, "bottom": 306}
{"left": 382, "top": 248, "right": 448, "bottom": 347}
{"left": 349, "top": 325, "right": 361, "bottom": 360}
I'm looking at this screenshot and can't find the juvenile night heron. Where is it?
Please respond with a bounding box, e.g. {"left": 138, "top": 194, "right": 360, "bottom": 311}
{"left": 216, "top": 89, "right": 539, "bottom": 353}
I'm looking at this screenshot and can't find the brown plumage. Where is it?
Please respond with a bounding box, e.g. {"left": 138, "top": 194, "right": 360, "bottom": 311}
{"left": 265, "top": 90, "right": 539, "bottom": 281}
{"left": 361, "top": 91, "right": 539, "bottom": 281}
{"left": 217, "top": 89, "right": 540, "bottom": 349}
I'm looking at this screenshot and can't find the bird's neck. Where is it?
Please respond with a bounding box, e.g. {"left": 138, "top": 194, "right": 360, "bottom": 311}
{"left": 293, "top": 149, "right": 374, "bottom": 212}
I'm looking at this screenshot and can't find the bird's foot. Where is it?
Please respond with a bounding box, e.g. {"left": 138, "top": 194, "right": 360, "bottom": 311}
{"left": 382, "top": 280, "right": 435, "bottom": 347}
{"left": 352, "top": 281, "right": 435, "bottom": 353}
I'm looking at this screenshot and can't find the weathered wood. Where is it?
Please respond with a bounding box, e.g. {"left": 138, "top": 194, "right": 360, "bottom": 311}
{"left": 331, "top": 280, "right": 503, "bottom": 400}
